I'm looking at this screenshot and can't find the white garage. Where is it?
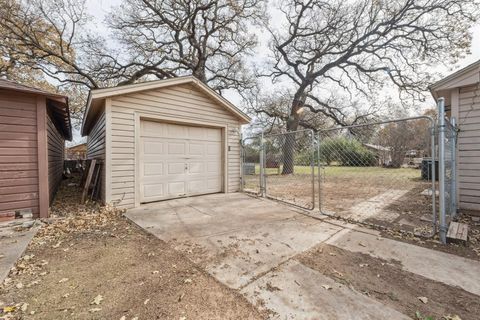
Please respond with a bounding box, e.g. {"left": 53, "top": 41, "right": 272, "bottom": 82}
{"left": 81, "top": 76, "right": 251, "bottom": 209}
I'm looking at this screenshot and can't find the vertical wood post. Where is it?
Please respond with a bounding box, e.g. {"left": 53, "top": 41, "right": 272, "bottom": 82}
{"left": 36, "top": 96, "right": 49, "bottom": 218}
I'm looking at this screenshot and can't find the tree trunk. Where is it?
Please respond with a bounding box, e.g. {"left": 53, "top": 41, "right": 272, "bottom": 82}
{"left": 281, "top": 96, "right": 303, "bottom": 175}
{"left": 193, "top": 61, "right": 207, "bottom": 83}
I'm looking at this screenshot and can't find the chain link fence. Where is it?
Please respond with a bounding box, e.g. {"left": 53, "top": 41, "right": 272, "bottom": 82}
{"left": 444, "top": 118, "right": 457, "bottom": 220}
{"left": 317, "top": 117, "right": 437, "bottom": 234}
{"left": 241, "top": 136, "right": 263, "bottom": 195}
{"left": 263, "top": 130, "right": 316, "bottom": 209}
{"left": 241, "top": 110, "right": 457, "bottom": 242}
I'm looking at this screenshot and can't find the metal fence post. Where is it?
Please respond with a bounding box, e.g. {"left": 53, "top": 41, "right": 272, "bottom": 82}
{"left": 260, "top": 132, "right": 265, "bottom": 197}
{"left": 438, "top": 97, "right": 447, "bottom": 244}
{"left": 240, "top": 136, "right": 244, "bottom": 192}
{"left": 309, "top": 130, "right": 315, "bottom": 209}
{"left": 317, "top": 132, "right": 322, "bottom": 212}
{"left": 430, "top": 120, "right": 437, "bottom": 237}
{"left": 451, "top": 117, "right": 457, "bottom": 219}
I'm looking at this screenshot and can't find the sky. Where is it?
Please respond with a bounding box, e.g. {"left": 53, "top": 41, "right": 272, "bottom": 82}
{"left": 70, "top": 0, "right": 480, "bottom": 144}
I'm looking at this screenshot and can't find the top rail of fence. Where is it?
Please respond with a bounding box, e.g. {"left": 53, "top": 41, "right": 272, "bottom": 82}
{"left": 317, "top": 115, "right": 435, "bottom": 133}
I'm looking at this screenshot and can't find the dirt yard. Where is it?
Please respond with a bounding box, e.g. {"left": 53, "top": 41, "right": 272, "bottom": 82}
{"left": 244, "top": 166, "right": 480, "bottom": 260}
{"left": 296, "top": 244, "right": 479, "bottom": 320}
{"left": 0, "top": 181, "right": 267, "bottom": 320}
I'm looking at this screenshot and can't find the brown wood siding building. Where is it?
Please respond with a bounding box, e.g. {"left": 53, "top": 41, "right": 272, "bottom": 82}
{"left": 47, "top": 112, "right": 65, "bottom": 204}
{"left": 0, "top": 79, "right": 72, "bottom": 218}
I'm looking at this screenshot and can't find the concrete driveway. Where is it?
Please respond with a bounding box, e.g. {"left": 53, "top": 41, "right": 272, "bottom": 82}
{"left": 126, "top": 193, "right": 409, "bottom": 319}
{"left": 126, "top": 193, "right": 480, "bottom": 319}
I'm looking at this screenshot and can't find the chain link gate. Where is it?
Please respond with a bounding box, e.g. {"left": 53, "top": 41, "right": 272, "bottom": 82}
{"left": 240, "top": 108, "right": 457, "bottom": 242}
{"left": 316, "top": 116, "right": 438, "bottom": 235}
{"left": 263, "top": 130, "right": 316, "bottom": 209}
{"left": 241, "top": 136, "right": 263, "bottom": 195}
{"left": 241, "top": 130, "right": 316, "bottom": 209}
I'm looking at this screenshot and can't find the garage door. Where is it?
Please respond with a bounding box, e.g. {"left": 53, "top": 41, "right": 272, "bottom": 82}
{"left": 139, "top": 120, "right": 223, "bottom": 203}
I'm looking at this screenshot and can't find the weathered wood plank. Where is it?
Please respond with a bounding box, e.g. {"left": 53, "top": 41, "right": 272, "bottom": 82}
{"left": 447, "top": 222, "right": 468, "bottom": 245}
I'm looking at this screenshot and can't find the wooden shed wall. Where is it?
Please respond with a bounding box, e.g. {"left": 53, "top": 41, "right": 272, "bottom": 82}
{"left": 47, "top": 112, "right": 65, "bottom": 204}
{"left": 0, "top": 92, "right": 39, "bottom": 216}
{"left": 108, "top": 83, "right": 242, "bottom": 209}
{"left": 458, "top": 84, "right": 480, "bottom": 211}
{"left": 86, "top": 110, "right": 106, "bottom": 203}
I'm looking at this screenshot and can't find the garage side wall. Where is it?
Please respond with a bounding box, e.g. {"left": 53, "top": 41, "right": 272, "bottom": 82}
{"left": 0, "top": 92, "right": 40, "bottom": 216}
{"left": 458, "top": 84, "right": 480, "bottom": 211}
{"left": 109, "top": 83, "right": 242, "bottom": 209}
{"left": 86, "top": 110, "right": 107, "bottom": 203}
{"left": 46, "top": 112, "right": 65, "bottom": 204}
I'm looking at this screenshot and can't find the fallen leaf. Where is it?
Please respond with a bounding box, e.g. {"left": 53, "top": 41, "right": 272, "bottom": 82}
{"left": 418, "top": 296, "right": 428, "bottom": 304}
{"left": 3, "top": 306, "right": 16, "bottom": 313}
{"left": 321, "top": 284, "right": 332, "bottom": 290}
{"left": 52, "top": 241, "right": 62, "bottom": 248}
{"left": 91, "top": 295, "right": 104, "bottom": 305}
{"left": 332, "top": 269, "right": 344, "bottom": 277}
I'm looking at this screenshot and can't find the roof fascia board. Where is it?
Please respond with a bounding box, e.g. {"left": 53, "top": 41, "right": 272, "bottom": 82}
{"left": 430, "top": 60, "right": 480, "bottom": 91}
{"left": 82, "top": 76, "right": 251, "bottom": 134}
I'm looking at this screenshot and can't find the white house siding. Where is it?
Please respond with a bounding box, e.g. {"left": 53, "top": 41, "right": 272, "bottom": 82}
{"left": 109, "top": 83, "right": 242, "bottom": 210}
{"left": 458, "top": 84, "right": 480, "bottom": 210}
{"left": 86, "top": 110, "right": 106, "bottom": 203}
{"left": 46, "top": 112, "right": 65, "bottom": 204}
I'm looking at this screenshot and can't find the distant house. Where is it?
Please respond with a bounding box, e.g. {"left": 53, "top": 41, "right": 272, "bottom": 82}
{"left": 430, "top": 60, "right": 480, "bottom": 212}
{"left": 363, "top": 143, "right": 392, "bottom": 166}
{"left": 66, "top": 142, "right": 87, "bottom": 160}
{"left": 0, "top": 79, "right": 72, "bottom": 218}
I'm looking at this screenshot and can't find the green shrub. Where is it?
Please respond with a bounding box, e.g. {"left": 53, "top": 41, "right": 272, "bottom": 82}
{"left": 319, "top": 137, "right": 376, "bottom": 167}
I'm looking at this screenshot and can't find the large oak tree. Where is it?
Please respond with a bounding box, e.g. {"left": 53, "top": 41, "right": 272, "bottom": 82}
{"left": 263, "top": 0, "right": 479, "bottom": 174}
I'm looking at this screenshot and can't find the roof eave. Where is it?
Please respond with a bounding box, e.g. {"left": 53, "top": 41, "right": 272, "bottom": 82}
{"left": 430, "top": 59, "right": 480, "bottom": 92}
{"left": 81, "top": 76, "right": 251, "bottom": 134}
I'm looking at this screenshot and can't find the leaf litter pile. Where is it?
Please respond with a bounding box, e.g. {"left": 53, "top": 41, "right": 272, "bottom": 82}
{"left": 0, "top": 178, "right": 266, "bottom": 320}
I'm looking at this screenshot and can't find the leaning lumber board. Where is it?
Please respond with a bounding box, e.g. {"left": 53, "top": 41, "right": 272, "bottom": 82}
{"left": 81, "top": 159, "right": 96, "bottom": 204}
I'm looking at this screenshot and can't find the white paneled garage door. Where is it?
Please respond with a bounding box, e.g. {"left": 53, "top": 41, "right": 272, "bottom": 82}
{"left": 139, "top": 120, "right": 223, "bottom": 203}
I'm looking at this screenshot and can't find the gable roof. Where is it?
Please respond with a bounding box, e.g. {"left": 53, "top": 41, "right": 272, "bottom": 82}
{"left": 430, "top": 59, "right": 480, "bottom": 101}
{"left": 0, "top": 78, "right": 72, "bottom": 140}
{"left": 81, "top": 76, "right": 251, "bottom": 135}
